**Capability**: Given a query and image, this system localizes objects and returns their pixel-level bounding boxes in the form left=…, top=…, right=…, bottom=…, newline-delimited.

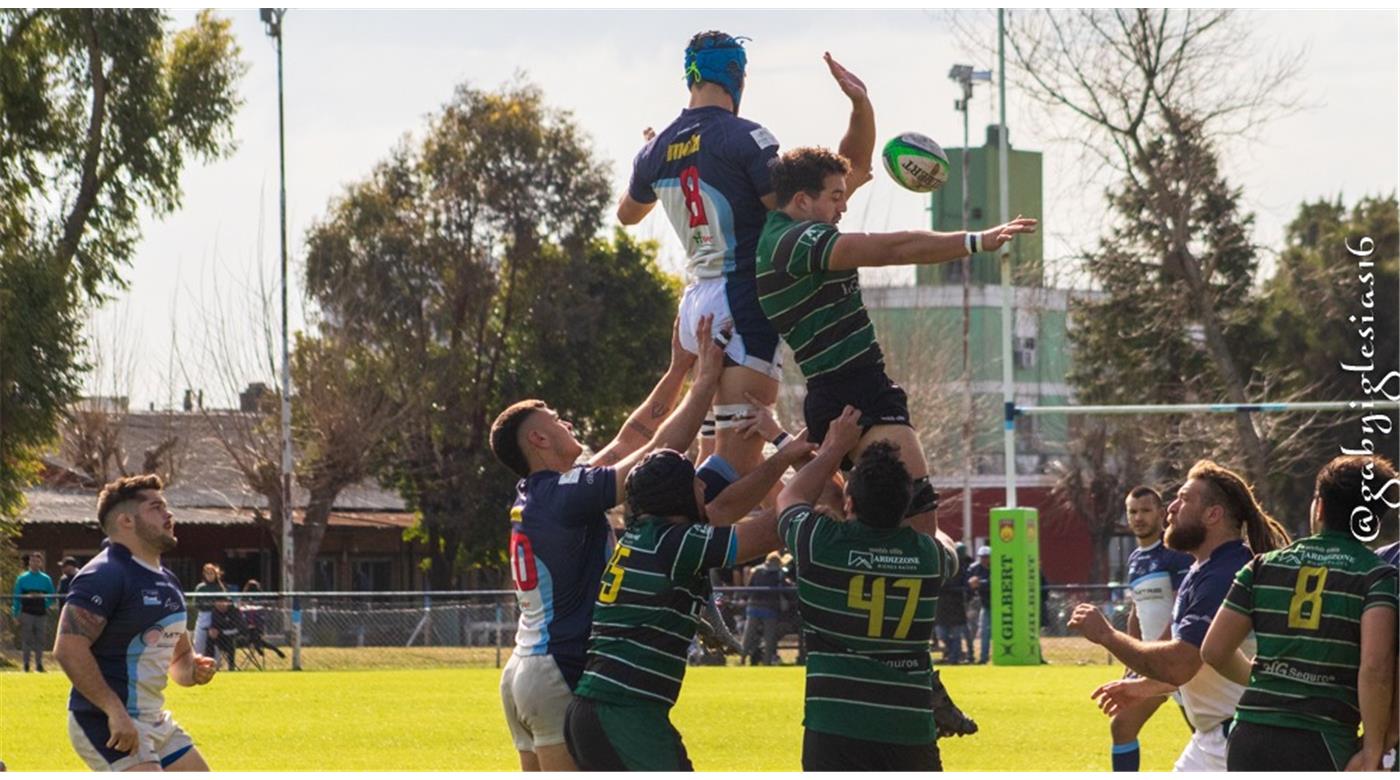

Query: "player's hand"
left=821, top=406, right=863, bottom=458
left=777, top=430, right=817, bottom=463
left=193, top=654, right=217, bottom=685
left=824, top=52, right=868, bottom=106
left=733, top=392, right=781, bottom=441
left=693, top=314, right=725, bottom=386
left=1090, top=678, right=1154, bottom=717
left=105, top=709, right=139, bottom=754
left=980, top=215, right=1038, bottom=252
left=1067, top=603, right=1114, bottom=645
left=1343, top=748, right=1383, bottom=772
left=669, top=316, right=696, bottom=373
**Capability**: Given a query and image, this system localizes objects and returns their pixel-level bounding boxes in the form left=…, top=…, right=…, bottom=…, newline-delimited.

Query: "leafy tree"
left=0, top=10, right=242, bottom=558
left=305, top=80, right=678, bottom=588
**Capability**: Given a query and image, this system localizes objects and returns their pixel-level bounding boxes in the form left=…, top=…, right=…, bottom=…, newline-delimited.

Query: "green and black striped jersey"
left=1222, top=531, right=1398, bottom=740
left=779, top=503, right=956, bottom=745
left=755, top=211, right=883, bottom=380
left=574, top=516, right=737, bottom=708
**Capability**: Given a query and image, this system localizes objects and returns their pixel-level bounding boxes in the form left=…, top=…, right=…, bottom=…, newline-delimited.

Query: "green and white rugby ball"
left=882, top=132, right=951, bottom=193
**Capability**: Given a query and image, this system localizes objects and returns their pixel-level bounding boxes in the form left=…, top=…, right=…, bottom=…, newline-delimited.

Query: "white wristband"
left=965, top=232, right=982, bottom=254
left=771, top=432, right=791, bottom=448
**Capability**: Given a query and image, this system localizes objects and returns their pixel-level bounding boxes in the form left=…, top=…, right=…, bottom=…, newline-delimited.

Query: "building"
left=14, top=401, right=426, bottom=593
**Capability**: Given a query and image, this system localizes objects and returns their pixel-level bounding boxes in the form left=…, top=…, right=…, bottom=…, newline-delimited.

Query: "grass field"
left=0, top=664, right=1190, bottom=771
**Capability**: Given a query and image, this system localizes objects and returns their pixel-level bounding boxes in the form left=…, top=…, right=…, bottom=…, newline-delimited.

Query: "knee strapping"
left=907, top=477, right=939, bottom=517
left=712, top=404, right=755, bottom=430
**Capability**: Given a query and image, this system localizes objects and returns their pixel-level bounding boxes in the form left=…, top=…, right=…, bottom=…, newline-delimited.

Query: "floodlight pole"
left=949, top=65, right=991, bottom=544
left=997, top=9, right=1016, bottom=507
left=261, top=6, right=299, bottom=671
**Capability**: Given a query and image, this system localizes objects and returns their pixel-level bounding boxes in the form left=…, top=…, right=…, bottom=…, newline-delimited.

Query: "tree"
left=305, top=79, right=678, bottom=588
left=0, top=9, right=243, bottom=530
left=1049, top=418, right=1148, bottom=582
left=962, top=10, right=1303, bottom=508
left=1257, top=195, right=1399, bottom=524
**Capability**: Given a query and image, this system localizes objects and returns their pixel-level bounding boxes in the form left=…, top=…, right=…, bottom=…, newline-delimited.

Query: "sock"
left=1111, top=741, right=1140, bottom=772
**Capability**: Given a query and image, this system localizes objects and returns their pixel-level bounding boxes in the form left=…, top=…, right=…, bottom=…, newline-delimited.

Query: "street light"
left=948, top=63, right=992, bottom=546
left=260, top=7, right=298, bottom=670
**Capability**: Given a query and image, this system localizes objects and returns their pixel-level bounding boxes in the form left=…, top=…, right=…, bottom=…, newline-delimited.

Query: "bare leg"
left=714, top=366, right=778, bottom=477
left=163, top=747, right=211, bottom=772
left=123, top=762, right=162, bottom=772
left=518, top=751, right=540, bottom=771
left=534, top=743, right=577, bottom=772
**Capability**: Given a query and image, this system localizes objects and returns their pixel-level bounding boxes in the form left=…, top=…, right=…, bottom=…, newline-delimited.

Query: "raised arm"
left=591, top=318, right=696, bottom=467
left=608, top=314, right=726, bottom=504
left=707, top=436, right=816, bottom=526
left=826, top=53, right=875, bottom=196
left=827, top=216, right=1038, bottom=272
left=778, top=406, right=862, bottom=513
left=52, top=604, right=139, bottom=754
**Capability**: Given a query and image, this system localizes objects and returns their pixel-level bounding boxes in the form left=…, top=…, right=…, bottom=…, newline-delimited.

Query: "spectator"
left=742, top=552, right=784, bottom=665
left=12, top=552, right=55, bottom=672
left=957, top=544, right=976, bottom=661
left=206, top=597, right=243, bottom=671
left=57, top=556, right=80, bottom=602
left=193, top=563, right=226, bottom=655
left=935, top=546, right=971, bottom=664
left=966, top=546, right=992, bottom=664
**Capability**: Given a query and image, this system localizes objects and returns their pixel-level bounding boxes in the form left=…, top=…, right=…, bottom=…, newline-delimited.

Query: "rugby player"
left=489, top=315, right=720, bottom=771
left=53, top=475, right=217, bottom=771
left=1100, top=486, right=1195, bottom=771
left=1069, top=460, right=1291, bottom=772
left=755, top=146, right=1036, bottom=535
left=563, top=437, right=815, bottom=771
left=1201, top=455, right=1398, bottom=771
left=619, top=31, right=875, bottom=481
left=776, top=406, right=974, bottom=770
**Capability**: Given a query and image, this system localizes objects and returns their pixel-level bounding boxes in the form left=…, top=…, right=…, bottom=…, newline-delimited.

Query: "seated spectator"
left=207, top=597, right=243, bottom=670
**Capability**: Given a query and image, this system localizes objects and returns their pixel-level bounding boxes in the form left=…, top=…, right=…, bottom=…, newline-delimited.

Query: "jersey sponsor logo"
left=141, top=590, right=162, bottom=606
left=666, top=133, right=701, bottom=162
left=1258, top=658, right=1338, bottom=686
left=848, top=549, right=920, bottom=571
left=750, top=127, right=778, bottom=149
left=849, top=550, right=874, bottom=569
left=559, top=467, right=582, bottom=486
left=798, top=224, right=826, bottom=248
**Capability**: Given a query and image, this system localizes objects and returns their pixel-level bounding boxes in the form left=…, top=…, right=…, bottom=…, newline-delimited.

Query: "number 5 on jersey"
left=599, top=547, right=632, bottom=604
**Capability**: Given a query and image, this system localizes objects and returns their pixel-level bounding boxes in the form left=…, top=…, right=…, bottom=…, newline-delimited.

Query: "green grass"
left=0, top=665, right=1189, bottom=771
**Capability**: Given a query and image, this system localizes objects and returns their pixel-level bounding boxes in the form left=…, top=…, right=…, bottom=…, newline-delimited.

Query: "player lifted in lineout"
left=54, top=475, right=218, bottom=771
left=1101, top=486, right=1194, bottom=771
left=619, top=31, right=874, bottom=483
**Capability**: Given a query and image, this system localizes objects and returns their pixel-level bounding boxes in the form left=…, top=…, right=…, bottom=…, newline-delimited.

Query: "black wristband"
left=771, top=431, right=791, bottom=448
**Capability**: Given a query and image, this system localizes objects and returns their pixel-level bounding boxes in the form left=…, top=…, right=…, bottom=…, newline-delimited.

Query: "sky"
left=81, top=9, right=1399, bottom=410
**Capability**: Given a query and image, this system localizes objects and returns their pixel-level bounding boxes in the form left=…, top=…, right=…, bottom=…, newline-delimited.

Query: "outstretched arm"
left=827, top=216, right=1038, bottom=272
left=591, top=318, right=696, bottom=467
left=608, top=315, right=726, bottom=504
left=1068, top=603, right=1203, bottom=686
left=707, top=436, right=816, bottom=526
left=777, top=406, right=862, bottom=513
left=827, top=53, right=875, bottom=196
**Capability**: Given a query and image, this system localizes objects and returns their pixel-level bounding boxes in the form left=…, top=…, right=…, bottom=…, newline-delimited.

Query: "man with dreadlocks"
left=563, top=440, right=812, bottom=771
left=1069, top=459, right=1292, bottom=772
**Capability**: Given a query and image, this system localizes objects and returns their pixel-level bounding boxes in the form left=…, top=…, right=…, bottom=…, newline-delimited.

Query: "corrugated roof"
left=19, top=490, right=413, bottom=530
left=40, top=410, right=405, bottom=512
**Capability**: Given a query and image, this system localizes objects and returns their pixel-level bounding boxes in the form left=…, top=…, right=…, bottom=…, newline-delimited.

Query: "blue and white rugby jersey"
left=1127, top=539, right=1194, bottom=641
left=508, top=465, right=617, bottom=689
left=64, top=542, right=188, bottom=718
left=628, top=106, right=779, bottom=280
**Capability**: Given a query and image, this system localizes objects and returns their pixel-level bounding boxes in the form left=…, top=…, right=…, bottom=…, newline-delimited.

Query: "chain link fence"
left=2, top=585, right=1130, bottom=672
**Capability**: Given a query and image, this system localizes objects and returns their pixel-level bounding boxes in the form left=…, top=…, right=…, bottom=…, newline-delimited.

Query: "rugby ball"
left=882, top=132, right=951, bottom=193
